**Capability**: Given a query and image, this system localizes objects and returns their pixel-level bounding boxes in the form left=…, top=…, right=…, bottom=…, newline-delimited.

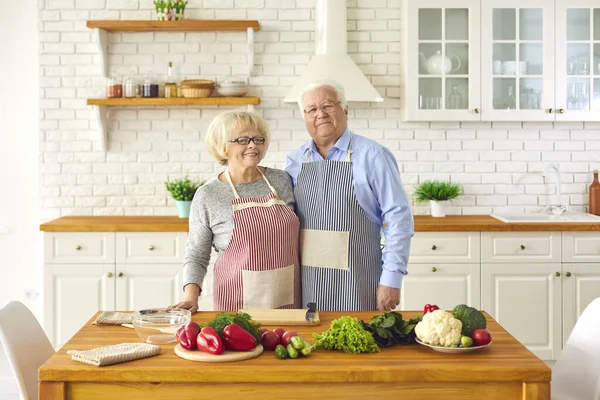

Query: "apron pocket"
left=300, top=229, right=350, bottom=270
left=242, top=265, right=295, bottom=309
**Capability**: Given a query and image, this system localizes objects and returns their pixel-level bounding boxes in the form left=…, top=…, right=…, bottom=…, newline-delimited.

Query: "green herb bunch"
left=414, top=180, right=462, bottom=202
left=164, top=176, right=204, bottom=201
left=360, top=312, right=422, bottom=347
left=313, top=316, right=380, bottom=354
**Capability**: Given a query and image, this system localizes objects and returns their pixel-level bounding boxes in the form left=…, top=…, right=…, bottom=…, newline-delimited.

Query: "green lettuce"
left=313, top=316, right=380, bottom=354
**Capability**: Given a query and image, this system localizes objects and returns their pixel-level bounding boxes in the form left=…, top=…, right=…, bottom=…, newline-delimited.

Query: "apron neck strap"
left=304, top=132, right=354, bottom=163
left=225, top=167, right=278, bottom=199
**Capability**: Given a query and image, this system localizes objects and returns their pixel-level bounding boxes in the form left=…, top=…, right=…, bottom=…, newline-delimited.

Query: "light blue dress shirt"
left=284, top=128, right=414, bottom=289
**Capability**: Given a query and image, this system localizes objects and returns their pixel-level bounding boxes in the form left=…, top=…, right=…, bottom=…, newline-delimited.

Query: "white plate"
left=415, top=338, right=492, bottom=353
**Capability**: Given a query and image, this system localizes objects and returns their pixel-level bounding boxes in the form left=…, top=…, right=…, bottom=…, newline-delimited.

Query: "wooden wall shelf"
left=85, top=19, right=260, bottom=152
left=87, top=97, right=260, bottom=106
left=86, top=20, right=260, bottom=32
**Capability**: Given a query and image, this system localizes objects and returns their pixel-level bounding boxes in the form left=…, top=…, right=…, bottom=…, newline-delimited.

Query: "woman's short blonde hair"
left=205, top=110, right=271, bottom=165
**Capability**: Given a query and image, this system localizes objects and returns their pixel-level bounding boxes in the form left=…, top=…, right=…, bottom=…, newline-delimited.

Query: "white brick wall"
left=38, top=0, right=600, bottom=219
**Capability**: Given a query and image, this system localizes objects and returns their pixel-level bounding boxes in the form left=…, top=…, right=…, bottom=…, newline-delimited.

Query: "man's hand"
left=376, top=284, right=401, bottom=312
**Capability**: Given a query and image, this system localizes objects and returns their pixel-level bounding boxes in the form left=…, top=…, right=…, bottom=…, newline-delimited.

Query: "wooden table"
left=39, top=311, right=551, bottom=400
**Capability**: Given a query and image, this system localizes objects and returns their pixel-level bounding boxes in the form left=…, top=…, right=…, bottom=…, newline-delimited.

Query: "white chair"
left=552, top=297, right=600, bottom=400
left=0, top=301, right=55, bottom=400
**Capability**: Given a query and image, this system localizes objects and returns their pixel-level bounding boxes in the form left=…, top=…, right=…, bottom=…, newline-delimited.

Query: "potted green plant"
left=165, top=176, right=205, bottom=218
left=154, top=0, right=188, bottom=21
left=414, top=180, right=462, bottom=218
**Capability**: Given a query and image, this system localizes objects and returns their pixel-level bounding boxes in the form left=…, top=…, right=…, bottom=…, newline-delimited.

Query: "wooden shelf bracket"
left=93, top=105, right=109, bottom=151
left=94, top=28, right=109, bottom=78
left=247, top=27, right=254, bottom=76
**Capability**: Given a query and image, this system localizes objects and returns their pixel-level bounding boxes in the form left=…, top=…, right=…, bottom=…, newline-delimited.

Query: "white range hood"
left=283, top=0, right=384, bottom=103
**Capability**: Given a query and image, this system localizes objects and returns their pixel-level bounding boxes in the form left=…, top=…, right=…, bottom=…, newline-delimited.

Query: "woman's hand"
left=171, top=283, right=201, bottom=314
left=171, top=298, right=199, bottom=314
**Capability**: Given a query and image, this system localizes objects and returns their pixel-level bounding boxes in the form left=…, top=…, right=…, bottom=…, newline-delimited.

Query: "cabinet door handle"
left=520, top=245, right=525, bottom=250
left=431, top=267, right=437, bottom=272
left=148, top=245, right=155, bottom=251
left=555, top=271, right=561, bottom=277
left=118, top=272, right=124, bottom=278
left=473, top=108, right=480, bottom=114
left=547, top=108, right=554, bottom=114
left=566, top=272, right=572, bottom=277
left=431, top=245, right=437, bottom=251
left=75, top=245, right=81, bottom=251
left=107, top=272, right=113, bottom=278
left=558, top=109, right=565, bottom=114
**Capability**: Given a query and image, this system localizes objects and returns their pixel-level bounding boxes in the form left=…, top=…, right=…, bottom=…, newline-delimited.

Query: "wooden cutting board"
left=240, top=308, right=321, bottom=326
left=174, top=344, right=263, bottom=362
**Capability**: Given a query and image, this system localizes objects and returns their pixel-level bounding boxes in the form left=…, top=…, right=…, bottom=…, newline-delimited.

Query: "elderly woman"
left=173, top=110, right=301, bottom=313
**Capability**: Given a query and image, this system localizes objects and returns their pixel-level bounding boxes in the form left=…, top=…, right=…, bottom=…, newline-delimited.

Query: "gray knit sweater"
left=182, top=168, right=295, bottom=292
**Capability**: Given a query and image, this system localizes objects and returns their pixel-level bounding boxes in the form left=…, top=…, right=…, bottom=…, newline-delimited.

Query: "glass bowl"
left=131, top=308, right=191, bottom=344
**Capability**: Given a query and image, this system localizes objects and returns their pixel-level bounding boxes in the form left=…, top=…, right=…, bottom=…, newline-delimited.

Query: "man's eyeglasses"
left=303, top=101, right=341, bottom=118
left=229, top=136, right=266, bottom=145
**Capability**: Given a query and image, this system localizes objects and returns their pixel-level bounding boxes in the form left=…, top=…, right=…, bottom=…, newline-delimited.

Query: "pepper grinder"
left=590, top=170, right=600, bottom=216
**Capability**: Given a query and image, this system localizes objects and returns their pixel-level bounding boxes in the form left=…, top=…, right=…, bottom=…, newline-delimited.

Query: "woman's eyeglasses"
left=303, top=101, right=341, bottom=118
left=229, top=136, right=266, bottom=145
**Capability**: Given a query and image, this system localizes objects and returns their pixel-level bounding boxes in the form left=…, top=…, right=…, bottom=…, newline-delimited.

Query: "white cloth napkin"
left=93, top=311, right=132, bottom=325
left=67, top=342, right=161, bottom=366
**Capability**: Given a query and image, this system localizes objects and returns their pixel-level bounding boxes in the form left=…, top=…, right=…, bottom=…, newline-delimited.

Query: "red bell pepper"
left=424, top=304, right=440, bottom=314
left=176, top=321, right=202, bottom=350
left=222, top=323, right=257, bottom=351
left=196, top=326, right=225, bottom=355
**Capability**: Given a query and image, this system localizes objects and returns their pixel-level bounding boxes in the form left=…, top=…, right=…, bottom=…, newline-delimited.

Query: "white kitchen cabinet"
left=404, top=0, right=482, bottom=121
left=400, top=232, right=481, bottom=312
left=408, top=232, right=480, bottom=263
left=562, top=231, right=600, bottom=262
left=400, top=263, right=480, bottom=311
left=403, top=0, right=600, bottom=122
left=481, top=232, right=561, bottom=263
left=44, top=263, right=115, bottom=348
left=555, top=0, right=600, bottom=121
left=481, top=0, right=555, bottom=121
left=44, top=232, right=186, bottom=348
left=562, top=263, right=600, bottom=347
left=481, top=262, right=562, bottom=360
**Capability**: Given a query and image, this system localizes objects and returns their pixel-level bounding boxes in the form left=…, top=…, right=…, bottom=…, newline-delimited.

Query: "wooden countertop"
left=39, top=311, right=550, bottom=384
left=39, top=215, right=600, bottom=232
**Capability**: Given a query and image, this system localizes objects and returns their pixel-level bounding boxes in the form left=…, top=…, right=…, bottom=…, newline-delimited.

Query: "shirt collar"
left=303, top=128, right=351, bottom=155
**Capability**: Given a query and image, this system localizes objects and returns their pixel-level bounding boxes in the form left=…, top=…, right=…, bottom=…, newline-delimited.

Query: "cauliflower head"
left=415, top=309, right=462, bottom=347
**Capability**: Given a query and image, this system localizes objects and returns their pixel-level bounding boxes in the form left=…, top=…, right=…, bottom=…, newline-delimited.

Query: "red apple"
left=272, top=327, right=286, bottom=339
left=261, top=330, right=281, bottom=351
left=471, top=329, right=492, bottom=346
left=281, top=330, right=298, bottom=347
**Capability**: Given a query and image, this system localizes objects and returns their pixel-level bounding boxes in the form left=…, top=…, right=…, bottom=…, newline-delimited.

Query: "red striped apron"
left=213, top=168, right=301, bottom=311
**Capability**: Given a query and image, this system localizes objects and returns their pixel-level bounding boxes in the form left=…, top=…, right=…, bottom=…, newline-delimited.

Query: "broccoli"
left=459, top=307, right=487, bottom=336
left=452, top=304, right=470, bottom=320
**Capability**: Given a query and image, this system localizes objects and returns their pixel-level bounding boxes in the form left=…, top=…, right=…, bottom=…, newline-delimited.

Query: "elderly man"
left=284, top=80, right=414, bottom=312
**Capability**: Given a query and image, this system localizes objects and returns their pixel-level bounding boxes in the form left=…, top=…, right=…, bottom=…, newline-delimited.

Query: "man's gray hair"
left=297, top=80, right=348, bottom=120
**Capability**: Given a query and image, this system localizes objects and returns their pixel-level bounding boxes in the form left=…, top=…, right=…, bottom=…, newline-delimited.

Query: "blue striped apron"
left=294, top=133, right=382, bottom=311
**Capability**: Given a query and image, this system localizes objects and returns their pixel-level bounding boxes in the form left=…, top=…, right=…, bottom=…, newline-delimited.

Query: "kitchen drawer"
left=116, top=232, right=186, bottom=264
left=481, top=232, right=561, bottom=263
left=44, top=232, right=115, bottom=264
left=562, top=232, right=600, bottom=262
left=408, top=232, right=480, bottom=263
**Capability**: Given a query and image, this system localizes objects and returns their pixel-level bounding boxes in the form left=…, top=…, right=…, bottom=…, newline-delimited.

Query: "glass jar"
left=123, top=75, right=139, bottom=98
left=143, top=76, right=159, bottom=98
left=106, top=76, right=123, bottom=98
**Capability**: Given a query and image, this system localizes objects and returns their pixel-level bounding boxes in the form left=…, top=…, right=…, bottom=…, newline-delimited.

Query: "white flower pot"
left=430, top=200, right=447, bottom=218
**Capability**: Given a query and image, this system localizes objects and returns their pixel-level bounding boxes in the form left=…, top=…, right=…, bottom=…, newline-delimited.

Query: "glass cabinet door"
left=481, top=1, right=555, bottom=121
left=404, top=0, right=481, bottom=121
left=556, top=0, right=600, bottom=121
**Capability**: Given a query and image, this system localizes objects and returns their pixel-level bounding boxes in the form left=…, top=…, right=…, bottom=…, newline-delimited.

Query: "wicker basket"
left=181, top=79, right=214, bottom=98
